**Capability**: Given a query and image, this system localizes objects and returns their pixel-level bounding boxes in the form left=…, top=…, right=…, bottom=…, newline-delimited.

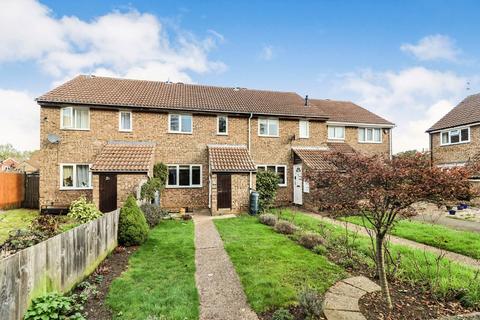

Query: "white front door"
left=293, top=164, right=303, bottom=205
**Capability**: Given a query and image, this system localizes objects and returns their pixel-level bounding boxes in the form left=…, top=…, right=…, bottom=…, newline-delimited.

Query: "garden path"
left=193, top=214, right=258, bottom=320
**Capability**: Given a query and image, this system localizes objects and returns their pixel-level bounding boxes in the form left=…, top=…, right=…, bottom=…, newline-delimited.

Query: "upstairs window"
left=119, top=111, right=132, bottom=132
left=299, top=120, right=309, bottom=138
left=358, top=127, right=382, bottom=143
left=257, top=165, right=287, bottom=186
left=167, top=164, right=202, bottom=187
left=441, top=127, right=470, bottom=145
left=61, top=107, right=90, bottom=130
left=169, top=114, right=192, bottom=133
left=60, top=164, right=91, bottom=189
left=258, top=118, right=279, bottom=137
left=328, top=126, right=345, bottom=140
left=217, top=115, right=228, bottom=135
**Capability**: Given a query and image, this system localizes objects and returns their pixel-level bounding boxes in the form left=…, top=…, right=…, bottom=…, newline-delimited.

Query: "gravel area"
left=194, top=214, right=258, bottom=320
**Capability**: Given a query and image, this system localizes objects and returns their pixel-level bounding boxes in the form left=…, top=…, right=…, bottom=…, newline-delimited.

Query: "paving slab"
left=342, top=276, right=381, bottom=293
left=323, top=309, right=366, bottom=320
left=324, top=292, right=360, bottom=311
left=194, top=214, right=258, bottom=320
left=328, top=281, right=367, bottom=299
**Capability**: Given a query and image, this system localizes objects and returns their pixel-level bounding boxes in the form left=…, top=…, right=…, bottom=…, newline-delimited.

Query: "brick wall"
left=431, top=125, right=480, bottom=165
left=210, top=172, right=254, bottom=215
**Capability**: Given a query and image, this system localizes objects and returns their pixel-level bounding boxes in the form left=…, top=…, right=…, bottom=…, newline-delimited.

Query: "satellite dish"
left=47, top=134, right=61, bottom=144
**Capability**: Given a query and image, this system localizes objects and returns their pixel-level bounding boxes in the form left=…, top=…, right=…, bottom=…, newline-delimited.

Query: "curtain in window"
left=121, top=112, right=131, bottom=130
left=374, top=128, right=381, bottom=142
left=62, top=166, right=74, bottom=187
left=76, top=165, right=90, bottom=187
left=358, top=128, right=365, bottom=141
left=62, top=108, right=72, bottom=128
left=181, top=115, right=192, bottom=132
left=268, top=120, right=278, bottom=136
left=75, top=109, right=89, bottom=129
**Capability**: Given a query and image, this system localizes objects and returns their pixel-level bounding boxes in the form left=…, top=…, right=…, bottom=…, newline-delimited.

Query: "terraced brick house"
left=36, top=75, right=394, bottom=215
left=427, top=93, right=480, bottom=168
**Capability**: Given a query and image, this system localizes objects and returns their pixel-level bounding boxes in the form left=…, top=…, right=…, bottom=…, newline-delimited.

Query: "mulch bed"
left=74, top=246, right=137, bottom=320
left=259, top=306, right=326, bottom=320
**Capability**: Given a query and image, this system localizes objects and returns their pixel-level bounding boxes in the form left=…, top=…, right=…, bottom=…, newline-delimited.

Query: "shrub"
left=312, top=244, right=328, bottom=255
left=140, top=203, right=167, bottom=228
left=272, top=308, right=293, bottom=320
left=298, top=232, right=325, bottom=249
left=24, top=292, right=84, bottom=320
left=0, top=229, right=48, bottom=254
left=256, top=170, right=279, bottom=212
left=153, top=162, right=168, bottom=183
left=298, top=288, right=323, bottom=319
left=258, top=213, right=277, bottom=226
left=140, top=178, right=162, bottom=203
left=31, top=215, right=59, bottom=237
left=118, top=195, right=149, bottom=246
left=68, top=197, right=102, bottom=224
left=274, top=220, right=298, bottom=235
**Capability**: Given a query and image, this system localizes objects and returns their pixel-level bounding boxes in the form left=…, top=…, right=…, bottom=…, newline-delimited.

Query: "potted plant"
left=449, top=208, right=456, bottom=215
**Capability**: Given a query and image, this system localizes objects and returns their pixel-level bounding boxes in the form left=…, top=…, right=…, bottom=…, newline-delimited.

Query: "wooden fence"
left=23, top=173, right=39, bottom=209
left=0, top=172, right=24, bottom=209
left=0, top=209, right=119, bottom=320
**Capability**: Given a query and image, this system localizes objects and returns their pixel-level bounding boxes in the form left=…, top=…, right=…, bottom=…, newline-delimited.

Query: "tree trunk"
left=376, top=234, right=393, bottom=309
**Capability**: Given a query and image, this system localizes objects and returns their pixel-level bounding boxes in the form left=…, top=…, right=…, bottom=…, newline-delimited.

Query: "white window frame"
left=168, top=113, right=193, bottom=134
left=440, top=127, right=470, bottom=146
left=217, top=115, right=228, bottom=135
left=257, top=164, right=287, bottom=187
left=166, top=164, right=202, bottom=188
left=118, top=110, right=132, bottom=132
left=328, top=126, right=345, bottom=140
left=258, top=118, right=279, bottom=137
left=59, top=164, right=92, bottom=190
left=60, top=107, right=90, bottom=130
left=358, top=127, right=382, bottom=143
left=299, top=120, right=309, bottom=139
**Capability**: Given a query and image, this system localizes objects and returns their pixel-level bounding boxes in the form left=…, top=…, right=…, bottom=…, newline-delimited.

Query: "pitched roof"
left=292, top=143, right=356, bottom=170
left=309, top=99, right=394, bottom=126
left=428, top=93, right=480, bottom=132
left=91, top=141, right=155, bottom=173
left=37, top=75, right=329, bottom=119
left=208, top=145, right=256, bottom=172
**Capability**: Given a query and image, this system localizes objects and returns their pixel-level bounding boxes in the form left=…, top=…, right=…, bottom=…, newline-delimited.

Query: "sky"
left=1, top=0, right=480, bottom=153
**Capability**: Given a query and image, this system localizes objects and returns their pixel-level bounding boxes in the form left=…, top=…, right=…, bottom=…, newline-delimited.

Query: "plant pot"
left=457, top=205, right=463, bottom=210
left=449, top=210, right=456, bottom=215
left=462, top=204, right=468, bottom=209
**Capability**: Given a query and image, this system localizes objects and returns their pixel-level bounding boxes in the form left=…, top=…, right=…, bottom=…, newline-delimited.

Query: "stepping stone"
left=324, top=292, right=360, bottom=311
left=342, top=276, right=381, bottom=293
left=328, top=281, right=367, bottom=299
left=323, top=309, right=366, bottom=320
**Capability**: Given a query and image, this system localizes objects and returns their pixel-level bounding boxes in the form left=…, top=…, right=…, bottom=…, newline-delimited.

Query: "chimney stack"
left=304, top=95, right=309, bottom=106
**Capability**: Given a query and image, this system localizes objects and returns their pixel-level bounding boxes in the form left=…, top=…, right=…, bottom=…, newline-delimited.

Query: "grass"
left=107, top=220, right=199, bottom=320
left=272, top=209, right=480, bottom=308
left=342, top=215, right=480, bottom=259
left=0, top=209, right=38, bottom=244
left=214, top=216, right=345, bottom=312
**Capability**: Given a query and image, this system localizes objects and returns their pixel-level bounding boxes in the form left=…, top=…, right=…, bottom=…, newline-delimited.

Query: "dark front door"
left=217, top=173, right=232, bottom=209
left=99, top=174, right=117, bottom=213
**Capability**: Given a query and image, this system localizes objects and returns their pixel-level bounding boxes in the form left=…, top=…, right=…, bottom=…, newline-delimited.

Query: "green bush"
left=272, top=308, right=293, bottom=320
left=258, top=213, right=277, bottom=226
left=256, top=170, right=279, bottom=212
left=298, top=288, right=323, bottom=319
left=24, top=292, right=84, bottom=320
left=140, top=203, right=168, bottom=228
left=68, top=197, right=102, bottom=224
left=118, top=196, right=149, bottom=246
left=153, top=162, right=168, bottom=183
left=140, top=178, right=162, bottom=203
left=312, top=244, right=328, bottom=255
left=274, top=220, right=298, bottom=235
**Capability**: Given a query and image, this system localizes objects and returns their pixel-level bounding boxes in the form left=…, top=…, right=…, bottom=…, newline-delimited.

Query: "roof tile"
left=428, top=93, right=480, bottom=131
left=91, top=141, right=155, bottom=173
left=208, top=145, right=256, bottom=172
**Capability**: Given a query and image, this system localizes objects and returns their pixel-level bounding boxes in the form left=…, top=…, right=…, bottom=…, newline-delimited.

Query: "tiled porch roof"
left=292, top=142, right=355, bottom=170
left=91, top=141, right=155, bottom=173
left=208, top=144, right=256, bottom=172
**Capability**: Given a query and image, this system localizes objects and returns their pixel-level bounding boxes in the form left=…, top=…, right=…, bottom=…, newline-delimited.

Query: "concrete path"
left=323, top=276, right=380, bottom=320
left=193, top=214, right=258, bottom=320
left=303, top=212, right=480, bottom=269
left=412, top=213, right=480, bottom=233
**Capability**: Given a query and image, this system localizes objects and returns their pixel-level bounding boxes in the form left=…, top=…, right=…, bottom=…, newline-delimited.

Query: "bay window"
left=167, top=165, right=202, bottom=187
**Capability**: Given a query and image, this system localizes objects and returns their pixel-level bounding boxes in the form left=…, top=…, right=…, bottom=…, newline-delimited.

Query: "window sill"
left=440, top=141, right=470, bottom=146
left=258, top=135, right=280, bottom=138
left=358, top=141, right=383, bottom=144
left=119, top=129, right=133, bottom=133
left=165, top=185, right=203, bottom=189
left=299, top=136, right=309, bottom=139
left=217, top=133, right=228, bottom=136
left=59, top=187, right=93, bottom=191
left=61, top=128, right=90, bottom=131
left=328, top=138, right=345, bottom=142
left=168, top=131, right=193, bottom=135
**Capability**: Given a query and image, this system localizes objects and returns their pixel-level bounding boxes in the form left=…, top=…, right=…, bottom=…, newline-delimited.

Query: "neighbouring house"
left=36, top=75, right=394, bottom=215
left=17, top=150, right=41, bottom=174
left=0, top=158, right=19, bottom=172
left=427, top=93, right=480, bottom=168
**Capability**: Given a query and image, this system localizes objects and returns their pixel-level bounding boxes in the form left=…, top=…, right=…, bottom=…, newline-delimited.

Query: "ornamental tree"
left=307, top=151, right=477, bottom=309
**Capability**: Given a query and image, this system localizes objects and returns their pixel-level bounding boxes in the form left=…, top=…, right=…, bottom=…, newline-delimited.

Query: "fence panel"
left=0, top=209, right=119, bottom=320
left=0, top=172, right=24, bottom=209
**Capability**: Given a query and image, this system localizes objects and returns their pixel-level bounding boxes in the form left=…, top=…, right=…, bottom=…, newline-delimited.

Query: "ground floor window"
left=60, top=164, right=92, bottom=189
left=257, top=165, right=287, bottom=186
left=167, top=164, right=202, bottom=187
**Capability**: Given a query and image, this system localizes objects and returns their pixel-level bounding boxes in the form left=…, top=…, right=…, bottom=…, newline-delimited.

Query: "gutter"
left=248, top=113, right=253, bottom=191
left=389, top=128, right=393, bottom=160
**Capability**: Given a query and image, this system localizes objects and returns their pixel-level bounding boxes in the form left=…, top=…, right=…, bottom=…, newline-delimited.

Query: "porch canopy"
left=292, top=143, right=355, bottom=170
left=208, top=144, right=256, bottom=172
left=91, top=141, right=155, bottom=173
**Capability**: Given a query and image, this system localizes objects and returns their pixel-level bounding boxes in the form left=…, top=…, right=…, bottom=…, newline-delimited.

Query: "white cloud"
left=0, top=89, right=39, bottom=151
left=401, top=34, right=461, bottom=62
left=0, top=0, right=226, bottom=83
left=329, top=67, right=474, bottom=153
left=259, top=45, right=274, bottom=61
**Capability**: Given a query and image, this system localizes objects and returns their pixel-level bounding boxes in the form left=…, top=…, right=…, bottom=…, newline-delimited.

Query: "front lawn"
left=0, top=209, right=38, bottom=244
left=342, top=215, right=480, bottom=259
left=274, top=209, right=480, bottom=308
left=107, top=220, right=199, bottom=320
left=214, top=216, right=345, bottom=312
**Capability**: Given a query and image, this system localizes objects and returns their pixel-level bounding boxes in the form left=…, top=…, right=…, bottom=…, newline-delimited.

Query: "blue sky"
left=1, top=0, right=480, bottom=152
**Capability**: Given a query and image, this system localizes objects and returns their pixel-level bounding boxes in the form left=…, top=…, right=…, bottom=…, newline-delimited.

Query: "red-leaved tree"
left=307, top=151, right=478, bottom=309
